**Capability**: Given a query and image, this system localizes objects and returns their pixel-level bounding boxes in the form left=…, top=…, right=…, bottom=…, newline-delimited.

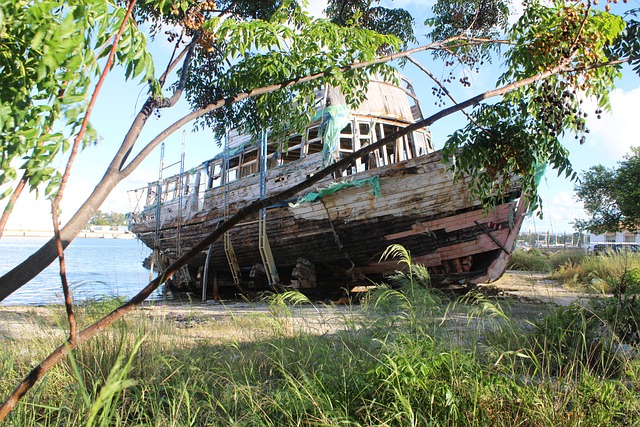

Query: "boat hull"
left=130, top=150, right=525, bottom=293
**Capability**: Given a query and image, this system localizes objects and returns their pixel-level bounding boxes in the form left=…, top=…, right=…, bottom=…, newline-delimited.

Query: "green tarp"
left=289, top=176, right=381, bottom=208
left=317, top=104, right=352, bottom=166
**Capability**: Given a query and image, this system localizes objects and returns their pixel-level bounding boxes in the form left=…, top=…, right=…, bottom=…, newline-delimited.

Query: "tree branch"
left=112, top=35, right=201, bottom=173
left=0, top=30, right=635, bottom=303
left=0, top=175, right=27, bottom=239
left=49, top=0, right=138, bottom=342
left=0, top=42, right=636, bottom=417
left=121, top=36, right=480, bottom=174
left=406, top=55, right=481, bottom=128
left=157, top=31, right=200, bottom=109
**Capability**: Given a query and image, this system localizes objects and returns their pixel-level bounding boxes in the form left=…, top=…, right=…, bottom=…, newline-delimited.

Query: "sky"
left=2, top=0, right=639, bottom=234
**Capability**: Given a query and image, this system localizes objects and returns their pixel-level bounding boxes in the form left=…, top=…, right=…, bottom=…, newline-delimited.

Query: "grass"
left=507, top=248, right=588, bottom=273
left=553, top=251, right=640, bottom=292
left=508, top=248, right=640, bottom=292
left=1, top=247, right=639, bottom=426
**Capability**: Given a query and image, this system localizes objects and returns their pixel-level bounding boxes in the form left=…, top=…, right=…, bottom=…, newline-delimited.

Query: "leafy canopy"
left=1, top=0, right=639, bottom=219
left=179, top=0, right=399, bottom=146
left=0, top=0, right=154, bottom=200
left=439, top=0, right=627, bottom=213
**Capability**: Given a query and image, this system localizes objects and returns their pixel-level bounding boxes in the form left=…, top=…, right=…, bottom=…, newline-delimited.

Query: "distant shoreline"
left=3, top=229, right=135, bottom=239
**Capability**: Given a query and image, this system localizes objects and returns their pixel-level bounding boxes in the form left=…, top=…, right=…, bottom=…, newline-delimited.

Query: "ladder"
left=222, top=131, right=241, bottom=284
left=175, top=131, right=192, bottom=285
left=258, top=130, right=279, bottom=286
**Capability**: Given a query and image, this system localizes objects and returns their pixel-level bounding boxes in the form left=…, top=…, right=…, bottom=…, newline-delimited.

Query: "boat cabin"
left=141, top=76, right=432, bottom=210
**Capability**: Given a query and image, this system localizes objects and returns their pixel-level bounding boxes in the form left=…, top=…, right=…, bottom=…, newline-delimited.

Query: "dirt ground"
left=0, top=272, right=593, bottom=343
left=478, top=270, right=595, bottom=306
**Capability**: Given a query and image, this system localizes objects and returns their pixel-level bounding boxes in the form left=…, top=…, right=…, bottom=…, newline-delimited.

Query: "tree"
left=1, top=0, right=639, bottom=417
left=0, top=0, right=155, bottom=228
left=575, top=147, right=640, bottom=233
left=88, top=210, right=128, bottom=227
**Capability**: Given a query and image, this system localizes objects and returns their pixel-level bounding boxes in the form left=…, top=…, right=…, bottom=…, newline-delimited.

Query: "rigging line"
left=319, top=198, right=355, bottom=272
left=150, top=142, right=165, bottom=287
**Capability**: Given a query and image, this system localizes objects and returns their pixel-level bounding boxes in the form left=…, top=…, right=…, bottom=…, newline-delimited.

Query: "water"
left=0, top=237, right=164, bottom=306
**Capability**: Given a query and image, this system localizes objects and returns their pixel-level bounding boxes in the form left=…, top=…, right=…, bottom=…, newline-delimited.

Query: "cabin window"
left=383, top=123, right=410, bottom=164
left=413, top=131, right=428, bottom=157
left=227, top=156, right=240, bottom=183
left=335, top=122, right=357, bottom=174
left=624, top=234, right=636, bottom=243
left=182, top=173, right=191, bottom=195
left=340, top=137, right=353, bottom=151
left=208, top=163, right=222, bottom=189
left=265, top=143, right=279, bottom=169
left=354, top=121, right=372, bottom=171
left=305, top=125, right=323, bottom=156
left=164, top=177, right=180, bottom=201
left=307, top=126, right=320, bottom=141
left=282, top=135, right=303, bottom=164
left=146, top=185, right=158, bottom=206
left=241, top=149, right=258, bottom=177
left=371, top=122, right=413, bottom=166
left=605, top=234, right=616, bottom=243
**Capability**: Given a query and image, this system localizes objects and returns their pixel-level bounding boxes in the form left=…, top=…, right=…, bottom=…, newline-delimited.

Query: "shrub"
left=548, top=250, right=586, bottom=270
left=507, top=249, right=551, bottom=272
left=591, top=268, right=640, bottom=346
left=526, top=302, right=624, bottom=378
left=553, top=252, right=640, bottom=291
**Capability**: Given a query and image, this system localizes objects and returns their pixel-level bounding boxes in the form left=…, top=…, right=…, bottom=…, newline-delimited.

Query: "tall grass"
left=2, top=248, right=639, bottom=426
left=553, top=251, right=640, bottom=291
left=507, top=248, right=587, bottom=273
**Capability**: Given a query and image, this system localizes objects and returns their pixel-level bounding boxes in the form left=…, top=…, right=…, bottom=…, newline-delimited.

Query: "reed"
left=1, top=249, right=639, bottom=426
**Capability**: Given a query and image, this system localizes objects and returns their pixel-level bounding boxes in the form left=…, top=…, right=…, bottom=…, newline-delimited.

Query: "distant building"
left=588, top=231, right=640, bottom=253
left=589, top=231, right=640, bottom=244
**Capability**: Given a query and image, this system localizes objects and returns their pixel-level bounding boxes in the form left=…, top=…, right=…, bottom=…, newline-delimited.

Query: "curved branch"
left=109, top=35, right=201, bottom=174
left=157, top=31, right=200, bottom=109
left=0, top=48, right=637, bottom=419
left=0, top=174, right=27, bottom=239
left=0, top=41, right=635, bottom=305
left=50, top=0, right=138, bottom=341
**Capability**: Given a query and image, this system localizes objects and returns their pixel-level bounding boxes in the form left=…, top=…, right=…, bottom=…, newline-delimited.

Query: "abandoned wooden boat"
left=128, top=76, right=527, bottom=297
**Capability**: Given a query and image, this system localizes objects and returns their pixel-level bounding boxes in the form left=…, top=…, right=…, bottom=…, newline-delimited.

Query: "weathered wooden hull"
left=130, top=150, right=525, bottom=293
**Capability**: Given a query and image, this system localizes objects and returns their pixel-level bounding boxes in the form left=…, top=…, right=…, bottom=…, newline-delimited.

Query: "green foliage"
left=88, top=210, right=128, bottom=227
left=553, top=251, right=640, bottom=290
left=575, top=147, right=640, bottom=233
left=609, top=7, right=640, bottom=76
left=325, top=0, right=417, bottom=52
left=70, top=334, right=144, bottom=427
left=508, top=248, right=586, bottom=276
left=508, top=249, right=552, bottom=272
left=442, top=1, right=625, bottom=214
left=185, top=2, right=399, bottom=147
left=426, top=0, right=510, bottom=63
left=0, top=0, right=155, bottom=200
left=528, top=302, right=623, bottom=377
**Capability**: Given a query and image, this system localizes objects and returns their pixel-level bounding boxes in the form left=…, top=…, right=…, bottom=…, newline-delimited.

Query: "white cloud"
left=0, top=166, right=158, bottom=232
left=580, top=85, right=640, bottom=167
left=305, top=1, right=327, bottom=18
